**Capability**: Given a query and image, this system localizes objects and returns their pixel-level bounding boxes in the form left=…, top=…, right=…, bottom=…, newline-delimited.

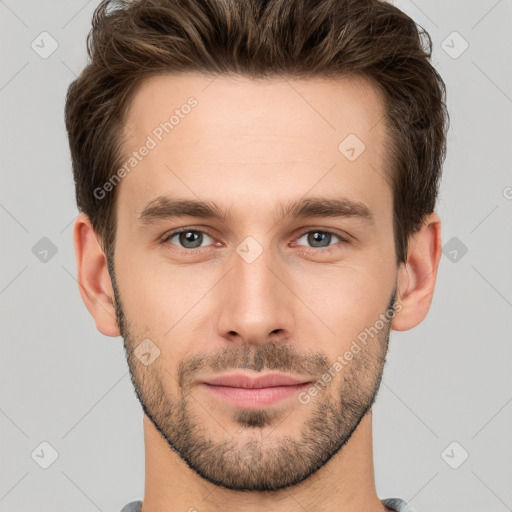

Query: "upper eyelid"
left=295, top=227, right=346, bottom=239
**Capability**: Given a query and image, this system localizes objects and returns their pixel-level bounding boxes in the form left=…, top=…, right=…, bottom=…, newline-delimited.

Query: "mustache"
left=177, top=342, right=330, bottom=389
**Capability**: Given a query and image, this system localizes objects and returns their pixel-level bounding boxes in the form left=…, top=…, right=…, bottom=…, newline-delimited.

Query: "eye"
left=294, top=229, right=347, bottom=251
left=160, top=227, right=349, bottom=255
left=162, top=228, right=215, bottom=250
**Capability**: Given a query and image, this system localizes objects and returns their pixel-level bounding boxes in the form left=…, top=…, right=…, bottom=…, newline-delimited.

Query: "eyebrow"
left=137, top=195, right=375, bottom=228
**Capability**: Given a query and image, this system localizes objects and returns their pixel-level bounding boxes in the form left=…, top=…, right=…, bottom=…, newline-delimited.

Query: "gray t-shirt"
left=120, top=497, right=415, bottom=511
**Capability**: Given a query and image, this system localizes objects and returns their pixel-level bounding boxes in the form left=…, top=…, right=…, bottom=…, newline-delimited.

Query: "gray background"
left=1, top=0, right=511, bottom=511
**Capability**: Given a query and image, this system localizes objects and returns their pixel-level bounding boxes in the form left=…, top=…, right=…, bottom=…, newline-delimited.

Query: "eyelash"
left=160, top=227, right=349, bottom=255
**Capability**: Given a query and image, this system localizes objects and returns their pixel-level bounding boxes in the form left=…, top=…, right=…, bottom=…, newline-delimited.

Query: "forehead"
left=118, top=72, right=391, bottom=225
left=123, top=72, right=386, bottom=149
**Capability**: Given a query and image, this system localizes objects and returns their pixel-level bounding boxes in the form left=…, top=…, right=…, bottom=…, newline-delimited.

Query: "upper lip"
left=200, top=373, right=311, bottom=389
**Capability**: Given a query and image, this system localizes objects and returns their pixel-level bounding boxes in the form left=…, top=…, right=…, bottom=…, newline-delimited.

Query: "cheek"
left=294, top=264, right=392, bottom=348
left=116, top=247, right=201, bottom=315
left=115, top=255, right=219, bottom=361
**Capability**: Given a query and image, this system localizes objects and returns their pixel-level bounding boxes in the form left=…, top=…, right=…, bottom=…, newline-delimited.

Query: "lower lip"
left=199, top=383, right=311, bottom=408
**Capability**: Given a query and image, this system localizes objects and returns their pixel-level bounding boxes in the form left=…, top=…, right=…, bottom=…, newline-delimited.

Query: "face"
left=109, top=73, right=399, bottom=491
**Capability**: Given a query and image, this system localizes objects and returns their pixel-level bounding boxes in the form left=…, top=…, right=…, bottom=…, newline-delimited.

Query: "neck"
left=140, top=410, right=389, bottom=512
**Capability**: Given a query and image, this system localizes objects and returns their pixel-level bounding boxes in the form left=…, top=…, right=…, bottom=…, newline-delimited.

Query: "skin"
left=73, top=73, right=442, bottom=512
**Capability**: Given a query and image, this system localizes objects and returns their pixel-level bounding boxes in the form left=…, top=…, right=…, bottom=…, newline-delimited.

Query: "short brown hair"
left=65, top=0, right=449, bottom=265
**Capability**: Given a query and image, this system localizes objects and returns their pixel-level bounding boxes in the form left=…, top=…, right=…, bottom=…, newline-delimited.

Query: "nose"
left=216, top=244, right=296, bottom=346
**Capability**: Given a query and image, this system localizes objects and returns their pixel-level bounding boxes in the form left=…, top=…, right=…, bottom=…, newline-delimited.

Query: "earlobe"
left=391, top=212, right=442, bottom=332
left=73, top=213, right=121, bottom=337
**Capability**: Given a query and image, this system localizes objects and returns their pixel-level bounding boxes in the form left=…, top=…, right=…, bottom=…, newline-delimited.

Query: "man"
left=65, top=0, right=448, bottom=510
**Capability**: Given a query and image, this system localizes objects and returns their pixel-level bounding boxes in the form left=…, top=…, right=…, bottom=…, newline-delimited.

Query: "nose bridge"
left=217, top=239, right=293, bottom=343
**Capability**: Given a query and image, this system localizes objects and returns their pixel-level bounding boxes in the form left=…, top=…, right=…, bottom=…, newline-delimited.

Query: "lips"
left=197, top=373, right=313, bottom=409
left=200, top=373, right=311, bottom=389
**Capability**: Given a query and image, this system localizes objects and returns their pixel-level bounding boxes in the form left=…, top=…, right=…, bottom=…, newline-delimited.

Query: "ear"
left=391, top=212, right=442, bottom=331
left=73, top=213, right=121, bottom=337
